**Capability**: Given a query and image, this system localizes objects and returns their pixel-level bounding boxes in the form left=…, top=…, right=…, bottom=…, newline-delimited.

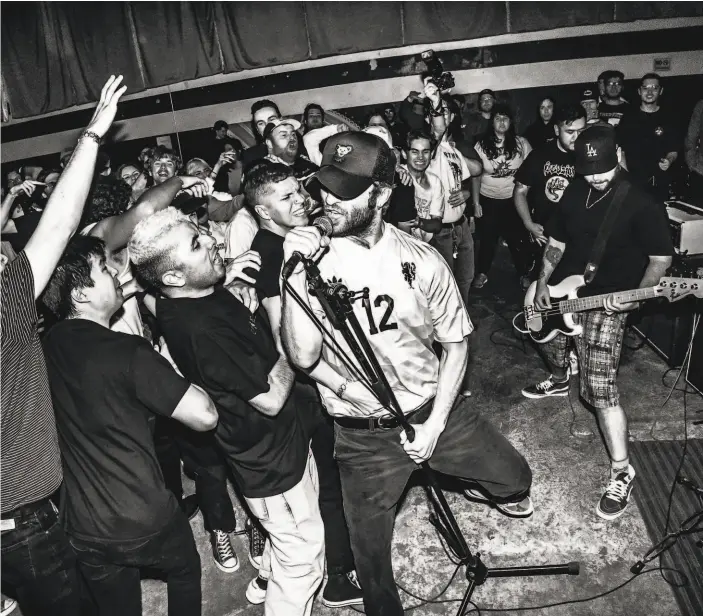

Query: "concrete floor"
left=140, top=249, right=702, bottom=616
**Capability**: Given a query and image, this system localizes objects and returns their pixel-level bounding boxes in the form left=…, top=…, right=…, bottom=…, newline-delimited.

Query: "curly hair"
left=79, top=176, right=132, bottom=229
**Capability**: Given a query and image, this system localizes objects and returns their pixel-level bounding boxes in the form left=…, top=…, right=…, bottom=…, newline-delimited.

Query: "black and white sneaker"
left=246, top=575, right=268, bottom=605
left=521, top=375, right=569, bottom=399
left=597, top=465, right=636, bottom=520
left=322, top=570, right=364, bottom=608
left=246, top=518, right=266, bottom=569
left=211, top=530, right=239, bottom=573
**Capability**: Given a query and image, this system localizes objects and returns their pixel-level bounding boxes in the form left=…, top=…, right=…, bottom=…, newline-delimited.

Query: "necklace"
left=586, top=187, right=613, bottom=209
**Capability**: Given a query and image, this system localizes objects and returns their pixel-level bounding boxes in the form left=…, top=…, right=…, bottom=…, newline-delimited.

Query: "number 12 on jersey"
left=362, top=294, right=398, bottom=335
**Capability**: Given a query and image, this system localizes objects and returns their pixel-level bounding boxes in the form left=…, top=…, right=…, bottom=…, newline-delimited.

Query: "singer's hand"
left=283, top=226, right=330, bottom=275
left=224, top=250, right=261, bottom=286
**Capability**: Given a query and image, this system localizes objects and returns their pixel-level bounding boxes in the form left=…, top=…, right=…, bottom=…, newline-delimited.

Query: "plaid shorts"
left=540, top=310, right=628, bottom=409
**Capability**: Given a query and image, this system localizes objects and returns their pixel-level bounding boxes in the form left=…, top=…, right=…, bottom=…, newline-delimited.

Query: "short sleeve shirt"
left=427, top=141, right=471, bottom=223
left=250, top=229, right=285, bottom=299
left=514, top=140, right=576, bottom=225
left=42, top=319, right=188, bottom=540
left=1, top=252, right=63, bottom=512
left=546, top=173, right=674, bottom=296
left=313, top=225, right=473, bottom=418
left=474, top=137, right=532, bottom=200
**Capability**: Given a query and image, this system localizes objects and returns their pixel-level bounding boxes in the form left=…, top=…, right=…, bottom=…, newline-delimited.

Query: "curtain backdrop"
left=2, top=1, right=701, bottom=119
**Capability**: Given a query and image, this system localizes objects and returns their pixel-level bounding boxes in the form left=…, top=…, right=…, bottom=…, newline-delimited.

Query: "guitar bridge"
left=524, top=306, right=535, bottom=320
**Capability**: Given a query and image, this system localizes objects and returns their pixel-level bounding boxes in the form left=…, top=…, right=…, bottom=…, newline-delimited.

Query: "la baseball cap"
left=574, top=125, right=618, bottom=175
left=263, top=117, right=302, bottom=140
left=312, top=131, right=395, bottom=200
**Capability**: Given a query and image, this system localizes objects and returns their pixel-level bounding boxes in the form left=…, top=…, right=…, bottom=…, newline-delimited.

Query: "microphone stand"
left=284, top=258, right=579, bottom=615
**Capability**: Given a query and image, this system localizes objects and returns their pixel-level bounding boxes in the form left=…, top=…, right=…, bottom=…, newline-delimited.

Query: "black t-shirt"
left=598, top=101, right=631, bottom=128
left=156, top=287, right=308, bottom=498
left=545, top=173, right=674, bottom=297
left=242, top=143, right=268, bottom=172
left=251, top=229, right=285, bottom=299
left=386, top=184, right=417, bottom=225
left=515, top=140, right=576, bottom=225
left=524, top=121, right=556, bottom=148
left=42, top=319, right=187, bottom=540
left=617, top=107, right=679, bottom=188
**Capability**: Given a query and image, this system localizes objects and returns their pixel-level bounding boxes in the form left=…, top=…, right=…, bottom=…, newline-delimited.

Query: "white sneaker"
left=246, top=575, right=268, bottom=605
left=1, top=598, right=17, bottom=616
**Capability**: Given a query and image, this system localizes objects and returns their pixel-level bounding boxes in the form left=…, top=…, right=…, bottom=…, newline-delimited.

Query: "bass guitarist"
left=522, top=124, right=674, bottom=520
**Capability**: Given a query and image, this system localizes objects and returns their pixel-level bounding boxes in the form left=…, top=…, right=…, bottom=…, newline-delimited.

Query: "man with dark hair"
left=41, top=235, right=216, bottom=616
left=263, top=118, right=319, bottom=183
left=303, top=103, right=325, bottom=134
left=522, top=125, right=673, bottom=520
left=385, top=130, right=444, bottom=242
left=129, top=208, right=324, bottom=616
left=514, top=103, right=587, bottom=253
left=382, top=103, right=408, bottom=147
left=243, top=160, right=363, bottom=607
left=1, top=74, right=125, bottom=616
left=618, top=73, right=679, bottom=201
left=243, top=99, right=283, bottom=169
left=281, top=131, right=532, bottom=616
left=462, top=88, right=496, bottom=145
left=598, top=70, right=631, bottom=127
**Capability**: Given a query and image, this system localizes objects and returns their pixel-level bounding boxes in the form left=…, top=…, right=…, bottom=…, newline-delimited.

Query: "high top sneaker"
left=211, top=530, right=239, bottom=573
left=322, top=570, right=364, bottom=608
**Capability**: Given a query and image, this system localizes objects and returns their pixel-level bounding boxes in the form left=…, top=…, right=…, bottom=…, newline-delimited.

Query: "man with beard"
left=129, top=208, right=324, bottom=616
left=302, top=103, right=325, bottom=134
left=264, top=118, right=319, bottom=184
left=618, top=73, right=679, bottom=201
left=41, top=235, right=217, bottom=616
left=462, top=88, right=495, bottom=145
left=280, top=131, right=533, bottom=616
left=597, top=70, right=631, bottom=127
left=521, top=125, right=673, bottom=520
left=514, top=104, right=586, bottom=273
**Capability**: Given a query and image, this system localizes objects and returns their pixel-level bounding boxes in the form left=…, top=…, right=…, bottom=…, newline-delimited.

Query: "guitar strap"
left=583, top=179, right=631, bottom=285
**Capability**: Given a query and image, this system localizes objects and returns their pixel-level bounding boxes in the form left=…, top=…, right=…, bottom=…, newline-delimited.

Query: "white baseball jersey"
left=311, top=223, right=473, bottom=418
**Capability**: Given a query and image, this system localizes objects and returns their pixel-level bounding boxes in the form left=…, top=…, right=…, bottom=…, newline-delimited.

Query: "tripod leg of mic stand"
left=457, top=577, right=478, bottom=615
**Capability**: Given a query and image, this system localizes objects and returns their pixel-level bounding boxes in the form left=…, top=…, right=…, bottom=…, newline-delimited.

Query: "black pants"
left=1, top=498, right=83, bottom=616
left=295, top=380, right=356, bottom=575
left=476, top=195, right=533, bottom=278
left=154, top=417, right=237, bottom=533
left=69, top=507, right=201, bottom=616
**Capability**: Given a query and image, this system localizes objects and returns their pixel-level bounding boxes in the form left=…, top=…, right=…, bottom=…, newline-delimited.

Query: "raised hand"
left=87, top=75, right=127, bottom=138
left=10, top=180, right=44, bottom=198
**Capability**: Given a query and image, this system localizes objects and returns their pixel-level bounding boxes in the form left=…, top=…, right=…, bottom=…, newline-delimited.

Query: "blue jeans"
left=69, top=507, right=201, bottom=616
left=430, top=217, right=475, bottom=307
left=1, top=498, right=83, bottom=616
left=334, top=398, right=532, bottom=616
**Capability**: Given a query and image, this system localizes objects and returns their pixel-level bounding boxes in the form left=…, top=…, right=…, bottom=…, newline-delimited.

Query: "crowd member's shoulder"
left=453, top=139, right=480, bottom=162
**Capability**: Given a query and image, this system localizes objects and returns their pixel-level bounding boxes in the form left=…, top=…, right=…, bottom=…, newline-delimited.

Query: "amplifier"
left=666, top=201, right=703, bottom=256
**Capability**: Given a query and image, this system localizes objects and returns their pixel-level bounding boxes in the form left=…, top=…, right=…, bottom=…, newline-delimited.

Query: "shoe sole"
left=248, top=552, right=262, bottom=569
left=464, top=490, right=534, bottom=518
left=521, top=388, right=568, bottom=399
left=596, top=502, right=630, bottom=520
left=245, top=588, right=265, bottom=605
left=214, top=558, right=240, bottom=574
left=321, top=598, right=365, bottom=608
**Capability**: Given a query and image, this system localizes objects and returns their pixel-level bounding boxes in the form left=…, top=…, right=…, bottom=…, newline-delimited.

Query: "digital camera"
left=421, top=50, right=455, bottom=92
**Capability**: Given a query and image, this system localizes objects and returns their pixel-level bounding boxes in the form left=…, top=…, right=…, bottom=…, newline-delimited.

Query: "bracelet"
left=336, top=378, right=351, bottom=399
left=430, top=103, right=447, bottom=118
left=81, top=130, right=101, bottom=145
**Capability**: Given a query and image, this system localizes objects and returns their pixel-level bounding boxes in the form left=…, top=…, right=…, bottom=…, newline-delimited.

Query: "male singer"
left=280, top=131, right=533, bottom=616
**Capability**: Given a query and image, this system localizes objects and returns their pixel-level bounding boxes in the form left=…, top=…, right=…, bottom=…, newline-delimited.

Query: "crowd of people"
left=0, top=62, right=696, bottom=616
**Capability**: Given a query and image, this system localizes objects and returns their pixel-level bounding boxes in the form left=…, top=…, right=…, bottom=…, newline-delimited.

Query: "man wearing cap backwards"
left=522, top=125, right=673, bottom=520
left=264, top=117, right=319, bottom=183
left=281, top=131, right=533, bottom=616
left=597, top=70, right=631, bottom=128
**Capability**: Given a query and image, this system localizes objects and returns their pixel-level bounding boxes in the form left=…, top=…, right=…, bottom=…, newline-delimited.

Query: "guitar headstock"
left=654, top=278, right=703, bottom=303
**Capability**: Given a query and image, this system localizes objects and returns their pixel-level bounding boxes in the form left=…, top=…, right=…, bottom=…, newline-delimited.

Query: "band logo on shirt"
left=543, top=161, right=574, bottom=203
left=491, top=159, right=516, bottom=179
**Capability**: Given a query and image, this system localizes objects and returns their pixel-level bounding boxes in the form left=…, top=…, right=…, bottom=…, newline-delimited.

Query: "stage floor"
left=135, top=245, right=701, bottom=616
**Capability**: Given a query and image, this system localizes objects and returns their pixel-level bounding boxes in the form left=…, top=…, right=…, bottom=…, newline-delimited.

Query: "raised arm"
left=1, top=181, right=42, bottom=231
left=25, top=75, right=126, bottom=298
left=303, top=124, right=343, bottom=167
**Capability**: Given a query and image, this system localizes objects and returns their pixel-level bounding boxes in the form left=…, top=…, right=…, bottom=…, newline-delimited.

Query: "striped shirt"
left=1, top=252, right=63, bottom=513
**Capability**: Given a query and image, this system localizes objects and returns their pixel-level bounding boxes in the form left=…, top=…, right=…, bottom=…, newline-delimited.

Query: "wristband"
left=336, top=378, right=351, bottom=399
left=81, top=130, right=101, bottom=145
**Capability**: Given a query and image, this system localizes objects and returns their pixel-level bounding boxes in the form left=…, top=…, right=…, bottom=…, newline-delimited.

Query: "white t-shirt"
left=401, top=166, right=445, bottom=220
left=224, top=208, right=259, bottom=259
left=312, top=224, right=473, bottom=418
left=81, top=223, right=144, bottom=338
left=427, top=141, right=471, bottom=223
left=475, top=136, right=532, bottom=200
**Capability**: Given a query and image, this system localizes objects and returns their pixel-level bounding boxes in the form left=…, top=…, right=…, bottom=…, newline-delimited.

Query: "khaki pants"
left=245, top=451, right=325, bottom=616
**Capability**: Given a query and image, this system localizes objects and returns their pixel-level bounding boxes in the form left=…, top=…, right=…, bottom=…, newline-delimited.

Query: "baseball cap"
left=581, top=87, right=597, bottom=102
left=263, top=117, right=302, bottom=140
left=312, top=132, right=395, bottom=200
left=574, top=125, right=618, bottom=175
left=362, top=125, right=393, bottom=149
left=479, top=88, right=496, bottom=99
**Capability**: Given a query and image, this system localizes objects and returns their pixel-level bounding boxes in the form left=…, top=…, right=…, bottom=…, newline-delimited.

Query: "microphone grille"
left=314, top=216, right=334, bottom=237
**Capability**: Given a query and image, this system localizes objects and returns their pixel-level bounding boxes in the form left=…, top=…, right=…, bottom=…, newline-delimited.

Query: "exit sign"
left=653, top=57, right=671, bottom=71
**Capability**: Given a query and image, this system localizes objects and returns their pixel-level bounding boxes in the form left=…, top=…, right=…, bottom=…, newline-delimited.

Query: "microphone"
left=281, top=216, right=333, bottom=279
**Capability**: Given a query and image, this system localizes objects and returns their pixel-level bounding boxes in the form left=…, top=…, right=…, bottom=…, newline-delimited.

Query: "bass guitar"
left=523, top=275, right=702, bottom=344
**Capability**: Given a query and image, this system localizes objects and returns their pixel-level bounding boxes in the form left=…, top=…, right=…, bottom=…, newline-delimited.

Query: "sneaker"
left=568, top=349, right=579, bottom=376
left=597, top=466, right=636, bottom=520
left=246, top=518, right=266, bottom=569
left=1, top=598, right=17, bottom=616
left=473, top=273, right=488, bottom=289
left=212, top=530, right=239, bottom=573
left=322, top=570, right=364, bottom=608
left=246, top=575, right=268, bottom=605
left=521, top=375, right=569, bottom=399
left=464, top=488, right=534, bottom=518
left=180, top=494, right=200, bottom=521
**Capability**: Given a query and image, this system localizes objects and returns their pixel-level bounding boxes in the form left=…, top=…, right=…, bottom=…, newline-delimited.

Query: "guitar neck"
left=559, top=287, right=657, bottom=314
